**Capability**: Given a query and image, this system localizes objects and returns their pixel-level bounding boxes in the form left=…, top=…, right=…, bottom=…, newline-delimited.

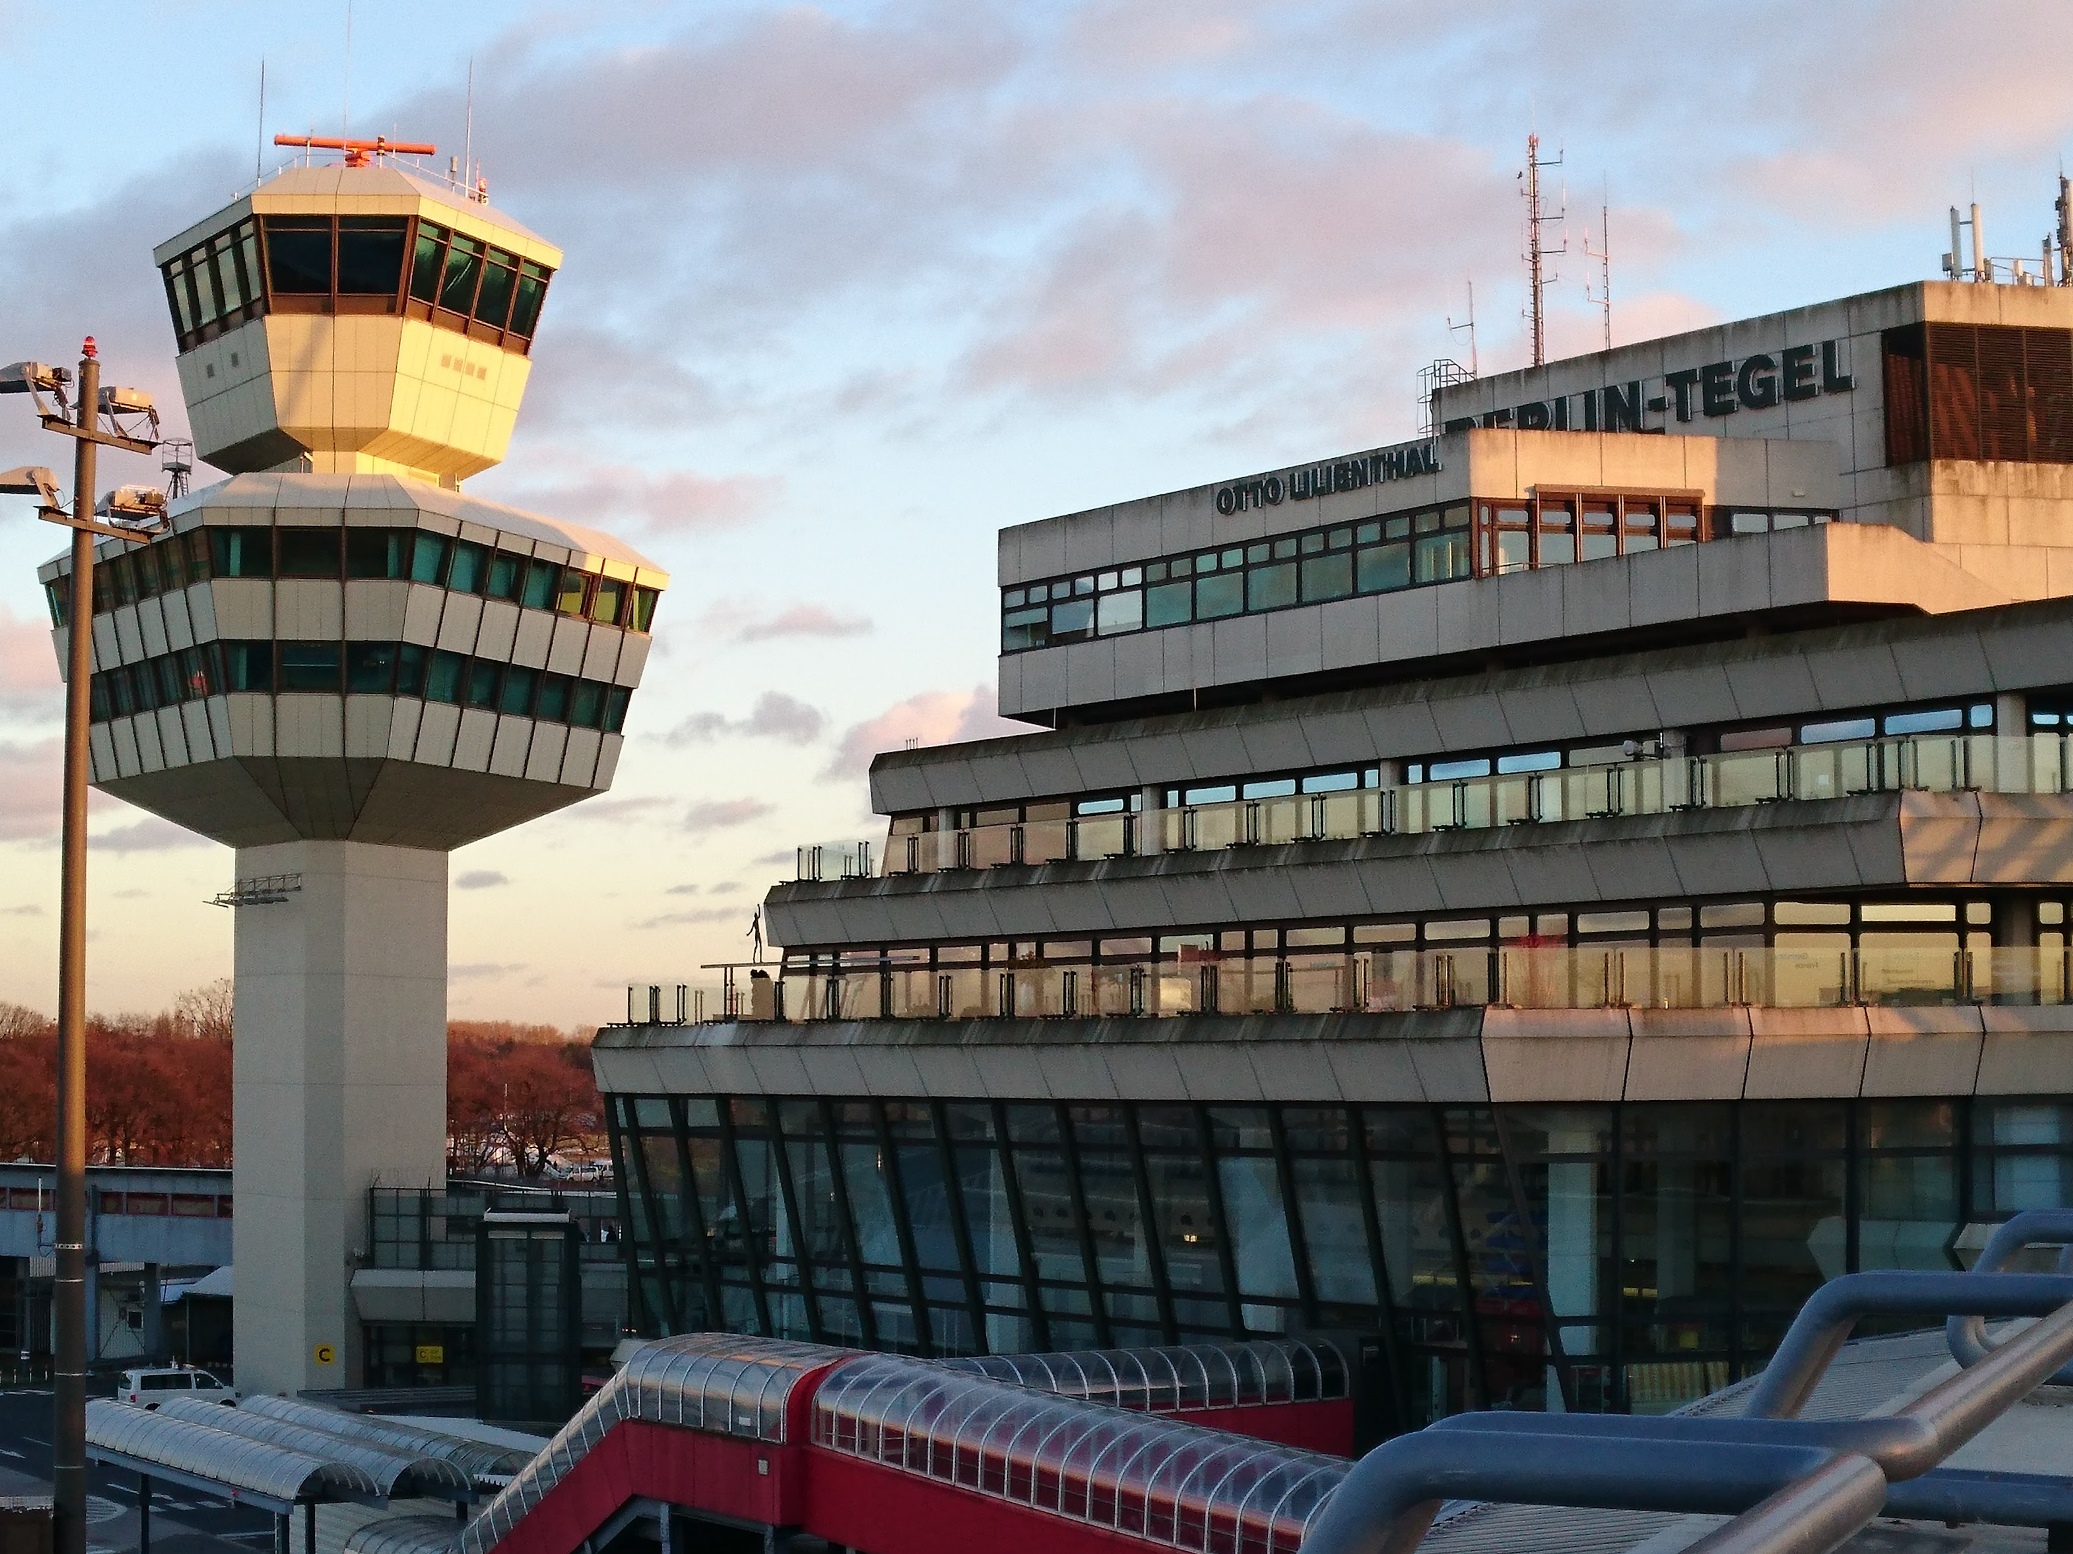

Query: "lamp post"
left=1, top=340, right=164, bottom=1554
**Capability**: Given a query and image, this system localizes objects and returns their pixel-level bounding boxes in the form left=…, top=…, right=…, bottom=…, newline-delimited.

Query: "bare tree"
left=175, top=979, right=234, bottom=1043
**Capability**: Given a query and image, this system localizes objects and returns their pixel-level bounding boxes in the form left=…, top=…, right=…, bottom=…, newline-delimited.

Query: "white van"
left=119, top=1366, right=237, bottom=1408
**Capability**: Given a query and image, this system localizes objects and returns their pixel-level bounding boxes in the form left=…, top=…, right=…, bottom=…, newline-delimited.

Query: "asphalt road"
left=0, top=1388, right=277, bottom=1554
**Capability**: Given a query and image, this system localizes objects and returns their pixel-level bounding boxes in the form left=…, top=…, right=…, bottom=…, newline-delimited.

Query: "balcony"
left=845, top=732, right=2068, bottom=880
left=622, top=943, right=2073, bottom=1029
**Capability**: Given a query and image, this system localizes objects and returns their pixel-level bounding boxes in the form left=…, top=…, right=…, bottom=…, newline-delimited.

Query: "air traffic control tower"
left=35, top=141, right=667, bottom=1394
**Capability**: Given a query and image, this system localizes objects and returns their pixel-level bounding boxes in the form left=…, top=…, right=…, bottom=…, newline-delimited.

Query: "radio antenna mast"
left=1519, top=133, right=1567, bottom=366
left=1448, top=279, right=1479, bottom=376
left=1583, top=193, right=1611, bottom=350
left=256, top=60, right=267, bottom=181
left=464, top=57, right=475, bottom=192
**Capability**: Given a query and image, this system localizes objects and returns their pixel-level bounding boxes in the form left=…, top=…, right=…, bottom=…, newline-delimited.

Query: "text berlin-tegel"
left=1440, top=339, right=1856, bottom=435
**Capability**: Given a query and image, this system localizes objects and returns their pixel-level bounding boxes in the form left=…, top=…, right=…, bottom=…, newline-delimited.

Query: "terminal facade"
left=597, top=275, right=2073, bottom=1428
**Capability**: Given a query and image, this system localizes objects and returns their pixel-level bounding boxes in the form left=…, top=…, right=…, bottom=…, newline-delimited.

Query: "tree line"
left=0, top=985, right=607, bottom=1180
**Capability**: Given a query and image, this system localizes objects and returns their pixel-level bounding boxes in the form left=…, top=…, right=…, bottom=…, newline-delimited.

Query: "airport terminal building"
left=596, top=278, right=2073, bottom=1430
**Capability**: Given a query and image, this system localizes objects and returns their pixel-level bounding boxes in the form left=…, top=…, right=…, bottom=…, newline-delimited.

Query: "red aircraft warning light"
left=272, top=133, right=437, bottom=168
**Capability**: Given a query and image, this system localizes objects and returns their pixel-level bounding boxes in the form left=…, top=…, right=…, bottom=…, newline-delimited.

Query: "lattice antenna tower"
left=1583, top=196, right=1612, bottom=350
left=1519, top=133, right=1567, bottom=366
left=160, top=437, right=194, bottom=501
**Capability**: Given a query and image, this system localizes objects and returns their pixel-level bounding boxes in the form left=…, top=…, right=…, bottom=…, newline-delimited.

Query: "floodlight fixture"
left=97, top=484, right=167, bottom=519
left=0, top=362, right=74, bottom=418
left=98, top=385, right=153, bottom=417
left=0, top=465, right=62, bottom=508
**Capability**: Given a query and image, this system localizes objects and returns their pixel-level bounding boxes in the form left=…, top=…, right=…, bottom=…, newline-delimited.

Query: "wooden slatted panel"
left=2027, top=325, right=2073, bottom=463
left=1926, top=322, right=1980, bottom=460
left=1976, top=324, right=2029, bottom=460
left=1881, top=324, right=1929, bottom=464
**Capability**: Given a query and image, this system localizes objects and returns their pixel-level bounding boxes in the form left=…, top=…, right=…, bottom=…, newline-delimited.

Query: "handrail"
left=1299, top=1269, right=2073, bottom=1554
left=1946, top=1207, right=2073, bottom=1383
left=853, top=731, right=2071, bottom=881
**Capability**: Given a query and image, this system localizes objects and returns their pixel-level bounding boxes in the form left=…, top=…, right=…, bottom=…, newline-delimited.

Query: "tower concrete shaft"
left=230, top=840, right=448, bottom=1395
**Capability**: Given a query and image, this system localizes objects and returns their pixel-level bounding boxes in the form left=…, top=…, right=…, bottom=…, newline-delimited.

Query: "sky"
left=2, top=0, right=2073, bottom=1027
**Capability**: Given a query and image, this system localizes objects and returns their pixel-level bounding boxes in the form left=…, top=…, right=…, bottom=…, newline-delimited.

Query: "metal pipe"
left=1948, top=1210, right=2073, bottom=1381
left=52, top=346, right=99, bottom=1554
left=1677, top=1455, right=1888, bottom=1554
left=1743, top=1270, right=2073, bottom=1419
left=1298, top=1432, right=1838, bottom=1554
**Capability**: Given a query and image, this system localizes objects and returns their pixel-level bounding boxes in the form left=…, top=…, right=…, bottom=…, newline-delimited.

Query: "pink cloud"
left=0, top=605, right=61, bottom=716
left=824, top=684, right=1028, bottom=777
left=737, top=606, right=872, bottom=644
left=488, top=459, right=779, bottom=535
left=0, top=740, right=61, bottom=842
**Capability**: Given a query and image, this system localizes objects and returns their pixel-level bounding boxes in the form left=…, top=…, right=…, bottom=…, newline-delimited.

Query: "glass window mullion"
left=617, top=1099, right=676, bottom=1334
left=713, top=1099, right=773, bottom=1337
left=1267, top=1106, right=1321, bottom=1329
left=1054, top=1102, right=1115, bottom=1347
left=872, top=1102, right=936, bottom=1356
left=668, top=1099, right=724, bottom=1333
left=603, top=1111, right=644, bottom=1336
left=766, top=1102, right=826, bottom=1344
left=928, top=1100, right=991, bottom=1351
left=1122, top=1104, right=1178, bottom=1343
left=1347, top=1106, right=1411, bottom=1433
left=1434, top=1107, right=1490, bottom=1411
left=817, top=1099, right=880, bottom=1350
left=1193, top=1105, right=1246, bottom=1336
left=1494, top=1108, right=1575, bottom=1411
left=991, top=1101, right=1051, bottom=1351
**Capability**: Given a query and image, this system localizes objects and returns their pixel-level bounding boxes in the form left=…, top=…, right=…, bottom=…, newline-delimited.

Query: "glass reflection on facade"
left=607, top=1093, right=2073, bottom=1425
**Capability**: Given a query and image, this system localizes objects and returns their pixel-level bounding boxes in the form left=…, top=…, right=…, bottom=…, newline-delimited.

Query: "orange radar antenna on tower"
left=272, top=133, right=436, bottom=168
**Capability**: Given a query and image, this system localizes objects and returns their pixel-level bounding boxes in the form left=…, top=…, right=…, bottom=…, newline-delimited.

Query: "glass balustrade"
left=841, top=733, right=2072, bottom=881
left=627, top=945, right=2073, bottom=1026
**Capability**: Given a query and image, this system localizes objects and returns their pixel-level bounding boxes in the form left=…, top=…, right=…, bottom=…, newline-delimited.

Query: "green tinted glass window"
left=535, top=673, right=572, bottom=722
left=424, top=650, right=465, bottom=704
left=464, top=659, right=500, bottom=709
left=276, top=528, right=340, bottom=578
left=603, top=687, right=630, bottom=734
left=509, top=263, right=550, bottom=337
left=395, top=643, right=429, bottom=697
left=555, top=569, right=591, bottom=616
left=410, top=532, right=451, bottom=585
left=409, top=225, right=447, bottom=303
left=1145, top=580, right=1192, bottom=628
left=345, top=641, right=399, bottom=693
left=568, top=680, right=605, bottom=728
left=1301, top=552, right=1352, bottom=602
left=210, top=527, right=272, bottom=578
left=590, top=576, right=625, bottom=625
left=1195, top=573, right=1244, bottom=619
left=277, top=641, right=342, bottom=693
left=485, top=551, right=524, bottom=601
left=1356, top=543, right=1410, bottom=593
left=1247, top=562, right=1297, bottom=611
left=446, top=540, right=488, bottom=593
left=628, top=586, right=659, bottom=632
left=439, top=235, right=484, bottom=315
left=337, top=218, right=408, bottom=295
left=346, top=529, right=410, bottom=579
left=520, top=559, right=559, bottom=609
left=499, top=665, right=538, bottom=716
left=474, top=255, right=516, bottom=329
left=263, top=217, right=332, bottom=295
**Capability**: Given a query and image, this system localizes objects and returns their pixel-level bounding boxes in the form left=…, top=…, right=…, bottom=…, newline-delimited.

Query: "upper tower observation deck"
left=152, top=149, right=561, bottom=485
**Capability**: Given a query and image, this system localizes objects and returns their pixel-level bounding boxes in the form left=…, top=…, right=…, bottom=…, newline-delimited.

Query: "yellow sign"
left=415, top=1344, right=445, bottom=1365
left=313, top=1343, right=336, bottom=1365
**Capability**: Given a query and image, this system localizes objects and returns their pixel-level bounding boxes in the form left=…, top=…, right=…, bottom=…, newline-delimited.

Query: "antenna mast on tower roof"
left=1519, top=132, right=1566, bottom=367
left=1583, top=197, right=1611, bottom=351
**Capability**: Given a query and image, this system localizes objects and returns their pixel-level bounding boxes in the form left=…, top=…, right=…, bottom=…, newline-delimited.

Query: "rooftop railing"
left=620, top=943, right=2073, bottom=1026
left=841, top=732, right=2071, bottom=880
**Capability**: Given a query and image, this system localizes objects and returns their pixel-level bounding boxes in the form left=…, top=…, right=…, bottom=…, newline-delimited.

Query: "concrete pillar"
left=1136, top=785, right=1162, bottom=856
left=935, top=808, right=958, bottom=871
left=233, top=839, right=449, bottom=1396
left=141, top=1263, right=163, bottom=1362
